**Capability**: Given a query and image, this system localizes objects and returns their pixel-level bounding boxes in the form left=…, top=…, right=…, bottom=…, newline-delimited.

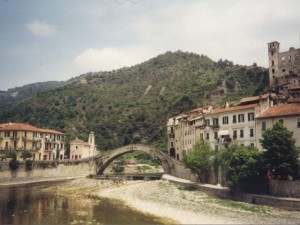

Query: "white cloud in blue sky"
left=26, top=20, right=57, bottom=37
left=0, top=0, right=300, bottom=90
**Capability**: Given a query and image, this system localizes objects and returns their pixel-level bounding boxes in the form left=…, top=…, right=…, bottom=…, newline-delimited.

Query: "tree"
left=227, top=145, right=266, bottom=193
left=182, top=141, right=212, bottom=182
left=21, top=150, right=32, bottom=161
left=260, top=122, right=300, bottom=180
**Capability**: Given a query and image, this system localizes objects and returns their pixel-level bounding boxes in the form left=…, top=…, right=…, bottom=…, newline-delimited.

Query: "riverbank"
left=45, top=178, right=300, bottom=224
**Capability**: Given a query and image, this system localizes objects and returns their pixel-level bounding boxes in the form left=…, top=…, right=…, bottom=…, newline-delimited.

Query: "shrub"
left=25, top=159, right=33, bottom=171
left=111, top=163, right=125, bottom=174
left=9, top=159, right=20, bottom=171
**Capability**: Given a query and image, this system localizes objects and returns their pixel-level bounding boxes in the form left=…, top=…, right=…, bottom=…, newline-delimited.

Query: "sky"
left=0, top=0, right=300, bottom=91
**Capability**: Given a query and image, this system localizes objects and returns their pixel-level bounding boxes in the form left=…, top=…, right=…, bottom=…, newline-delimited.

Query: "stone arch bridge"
left=89, top=144, right=195, bottom=180
left=0, top=144, right=196, bottom=183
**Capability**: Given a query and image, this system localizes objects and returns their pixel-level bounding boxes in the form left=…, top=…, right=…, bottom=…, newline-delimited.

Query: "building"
left=70, top=132, right=99, bottom=159
left=256, top=104, right=300, bottom=149
left=0, top=123, right=65, bottom=161
left=268, top=41, right=300, bottom=103
left=167, top=40, right=300, bottom=160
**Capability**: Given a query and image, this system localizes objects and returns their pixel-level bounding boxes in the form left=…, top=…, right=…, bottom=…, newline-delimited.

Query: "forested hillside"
left=0, top=51, right=268, bottom=153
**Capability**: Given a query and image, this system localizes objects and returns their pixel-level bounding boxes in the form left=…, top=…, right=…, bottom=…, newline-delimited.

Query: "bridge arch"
left=95, top=144, right=175, bottom=175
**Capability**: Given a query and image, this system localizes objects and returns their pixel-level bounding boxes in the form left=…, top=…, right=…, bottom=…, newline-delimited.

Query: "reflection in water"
left=0, top=182, right=165, bottom=225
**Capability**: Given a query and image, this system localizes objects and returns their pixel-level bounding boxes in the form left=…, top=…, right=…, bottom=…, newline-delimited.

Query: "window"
left=233, top=130, right=237, bottom=139
left=240, top=129, right=244, bottom=138
left=250, top=143, right=255, bottom=147
left=272, top=60, right=274, bottom=66
left=272, top=69, right=275, bottom=74
left=4, top=131, right=10, bottom=137
left=170, top=127, right=174, bottom=133
left=206, top=133, right=209, bottom=140
left=214, top=132, right=218, bottom=139
left=278, top=119, right=284, bottom=124
left=238, top=114, right=244, bottom=122
left=250, top=128, right=254, bottom=137
left=262, top=121, right=266, bottom=131
left=248, top=112, right=254, bottom=121
left=232, top=115, right=237, bottom=123
left=213, top=118, right=219, bottom=126
left=297, top=118, right=300, bottom=128
left=171, top=142, right=174, bottom=147
left=222, top=116, right=229, bottom=124
left=205, top=119, right=210, bottom=126
left=200, top=133, right=203, bottom=141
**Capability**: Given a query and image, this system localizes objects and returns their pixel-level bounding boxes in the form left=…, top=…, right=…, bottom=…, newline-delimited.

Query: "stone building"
left=70, top=132, right=99, bottom=159
left=0, top=123, right=65, bottom=161
left=268, top=41, right=300, bottom=103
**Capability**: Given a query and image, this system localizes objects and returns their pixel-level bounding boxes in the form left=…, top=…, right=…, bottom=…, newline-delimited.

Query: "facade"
left=0, top=123, right=65, bottom=161
left=70, top=132, right=99, bottom=159
left=256, top=104, right=300, bottom=149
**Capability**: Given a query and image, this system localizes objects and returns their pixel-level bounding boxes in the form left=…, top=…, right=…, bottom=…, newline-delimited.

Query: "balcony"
left=217, top=136, right=232, bottom=144
left=210, top=124, right=220, bottom=129
left=168, top=133, right=175, bottom=138
left=33, top=137, right=42, bottom=142
left=23, top=136, right=33, bottom=141
left=10, top=136, right=20, bottom=141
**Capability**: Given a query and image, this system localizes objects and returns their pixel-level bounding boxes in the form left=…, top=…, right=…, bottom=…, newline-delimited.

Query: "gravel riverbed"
left=46, top=178, right=300, bottom=224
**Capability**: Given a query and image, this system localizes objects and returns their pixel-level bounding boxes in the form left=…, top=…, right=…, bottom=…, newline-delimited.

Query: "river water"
left=0, top=181, right=166, bottom=225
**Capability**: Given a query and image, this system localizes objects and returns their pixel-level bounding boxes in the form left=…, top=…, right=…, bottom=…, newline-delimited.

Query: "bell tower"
left=268, top=41, right=280, bottom=87
left=89, top=131, right=95, bottom=150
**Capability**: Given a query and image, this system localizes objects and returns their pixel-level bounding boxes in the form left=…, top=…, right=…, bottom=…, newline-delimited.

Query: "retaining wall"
left=0, top=160, right=97, bottom=185
left=269, top=180, right=300, bottom=198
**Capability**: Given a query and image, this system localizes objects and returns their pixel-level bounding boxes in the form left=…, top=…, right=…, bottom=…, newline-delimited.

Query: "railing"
left=210, top=124, right=220, bottom=129
left=23, top=136, right=33, bottom=141
left=10, top=137, right=20, bottom=141
left=168, top=133, right=175, bottom=138
left=33, top=137, right=42, bottom=142
left=217, top=137, right=232, bottom=144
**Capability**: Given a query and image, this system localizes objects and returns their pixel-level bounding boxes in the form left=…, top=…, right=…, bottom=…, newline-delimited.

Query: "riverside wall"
left=0, top=160, right=97, bottom=185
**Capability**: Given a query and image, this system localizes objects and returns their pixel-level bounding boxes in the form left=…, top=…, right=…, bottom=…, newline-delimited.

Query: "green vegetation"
left=9, top=159, right=20, bottom=171
left=111, top=163, right=125, bottom=174
left=182, top=141, right=213, bottom=182
left=226, top=145, right=266, bottom=193
left=25, top=159, right=33, bottom=171
left=21, top=150, right=32, bottom=161
left=6, top=150, right=17, bottom=160
left=0, top=51, right=268, bottom=153
left=260, top=122, right=300, bottom=180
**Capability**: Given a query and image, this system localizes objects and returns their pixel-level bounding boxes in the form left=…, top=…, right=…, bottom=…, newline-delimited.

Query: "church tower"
left=89, top=131, right=95, bottom=150
left=268, top=41, right=280, bottom=87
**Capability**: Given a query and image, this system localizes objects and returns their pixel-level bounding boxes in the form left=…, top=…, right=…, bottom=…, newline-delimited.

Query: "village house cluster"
left=167, top=41, right=300, bottom=160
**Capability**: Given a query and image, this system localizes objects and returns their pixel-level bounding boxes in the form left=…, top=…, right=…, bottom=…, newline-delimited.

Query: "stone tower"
left=268, top=41, right=280, bottom=87
left=89, top=131, right=95, bottom=150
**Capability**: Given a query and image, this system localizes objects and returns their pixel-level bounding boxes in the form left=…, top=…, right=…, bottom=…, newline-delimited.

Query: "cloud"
left=73, top=47, right=157, bottom=74
left=26, top=20, right=56, bottom=37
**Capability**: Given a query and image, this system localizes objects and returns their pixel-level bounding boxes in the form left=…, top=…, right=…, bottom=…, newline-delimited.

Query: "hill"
left=0, top=51, right=268, bottom=153
left=0, top=74, right=90, bottom=114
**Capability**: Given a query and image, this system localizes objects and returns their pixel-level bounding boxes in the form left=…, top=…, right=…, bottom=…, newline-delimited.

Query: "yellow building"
left=0, top=123, right=65, bottom=161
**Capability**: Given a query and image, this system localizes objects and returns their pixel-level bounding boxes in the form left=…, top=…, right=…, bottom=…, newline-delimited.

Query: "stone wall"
left=269, top=180, right=300, bottom=198
left=0, top=159, right=97, bottom=185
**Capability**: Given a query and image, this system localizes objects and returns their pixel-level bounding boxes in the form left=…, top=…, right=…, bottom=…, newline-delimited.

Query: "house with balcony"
left=0, top=123, right=65, bottom=161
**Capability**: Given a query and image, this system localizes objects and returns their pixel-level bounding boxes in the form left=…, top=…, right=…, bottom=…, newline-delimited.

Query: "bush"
left=9, top=159, right=20, bottom=171
left=6, top=151, right=17, bottom=160
left=111, top=163, right=125, bottom=174
left=25, top=159, right=33, bottom=171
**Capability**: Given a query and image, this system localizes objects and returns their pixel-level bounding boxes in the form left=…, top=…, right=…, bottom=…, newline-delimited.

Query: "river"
left=0, top=181, right=169, bottom=225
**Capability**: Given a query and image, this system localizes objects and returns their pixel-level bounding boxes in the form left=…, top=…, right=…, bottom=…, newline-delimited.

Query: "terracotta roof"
left=0, top=123, right=64, bottom=134
left=288, top=86, right=300, bottom=90
left=257, top=104, right=300, bottom=119
left=188, top=107, right=204, bottom=113
left=239, top=93, right=269, bottom=104
left=210, top=103, right=258, bottom=115
left=41, top=128, right=64, bottom=135
left=0, top=123, right=42, bottom=132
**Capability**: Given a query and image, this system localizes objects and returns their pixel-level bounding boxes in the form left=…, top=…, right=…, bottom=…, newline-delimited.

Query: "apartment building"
left=0, top=123, right=65, bottom=161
